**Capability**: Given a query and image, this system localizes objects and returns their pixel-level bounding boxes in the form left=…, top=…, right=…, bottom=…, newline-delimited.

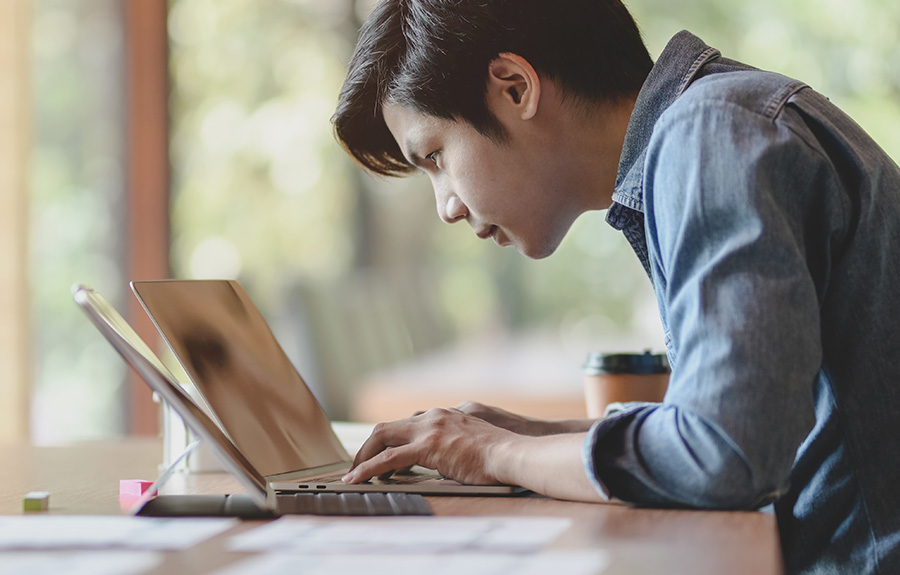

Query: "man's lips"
left=492, top=227, right=509, bottom=247
left=476, top=225, right=497, bottom=240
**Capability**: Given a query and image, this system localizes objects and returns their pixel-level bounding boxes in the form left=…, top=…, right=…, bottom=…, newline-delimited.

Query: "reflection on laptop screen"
left=133, top=280, right=349, bottom=477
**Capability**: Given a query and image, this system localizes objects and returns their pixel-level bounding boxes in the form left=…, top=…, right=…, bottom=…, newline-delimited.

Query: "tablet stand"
left=128, top=437, right=201, bottom=515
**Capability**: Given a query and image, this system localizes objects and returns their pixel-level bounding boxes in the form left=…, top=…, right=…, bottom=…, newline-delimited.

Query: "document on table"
left=227, top=515, right=572, bottom=554
left=0, top=550, right=162, bottom=575
left=220, top=516, right=610, bottom=575
left=0, top=516, right=236, bottom=550
left=215, top=551, right=611, bottom=575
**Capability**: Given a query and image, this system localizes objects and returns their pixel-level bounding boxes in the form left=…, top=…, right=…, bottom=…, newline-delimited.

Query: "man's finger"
left=343, top=445, right=422, bottom=484
left=350, top=435, right=386, bottom=470
left=350, top=420, right=410, bottom=469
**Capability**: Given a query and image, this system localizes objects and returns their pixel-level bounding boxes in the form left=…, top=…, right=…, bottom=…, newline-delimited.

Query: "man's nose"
left=435, top=187, right=467, bottom=224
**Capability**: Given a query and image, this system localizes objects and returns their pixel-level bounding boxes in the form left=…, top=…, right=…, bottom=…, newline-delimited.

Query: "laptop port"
left=316, top=485, right=326, bottom=490
left=298, top=485, right=308, bottom=489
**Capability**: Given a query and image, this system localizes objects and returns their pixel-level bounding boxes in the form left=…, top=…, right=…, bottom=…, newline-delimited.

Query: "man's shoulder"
left=666, top=68, right=807, bottom=122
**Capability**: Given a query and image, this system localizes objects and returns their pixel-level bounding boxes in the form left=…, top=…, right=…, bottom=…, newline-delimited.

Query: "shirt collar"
left=611, top=31, right=721, bottom=214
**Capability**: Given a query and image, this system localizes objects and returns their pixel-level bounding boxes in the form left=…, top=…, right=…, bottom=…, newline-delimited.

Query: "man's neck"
left=549, top=91, right=637, bottom=213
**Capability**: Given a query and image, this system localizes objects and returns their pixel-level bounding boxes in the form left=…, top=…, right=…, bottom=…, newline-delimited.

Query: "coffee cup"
left=582, top=351, right=670, bottom=418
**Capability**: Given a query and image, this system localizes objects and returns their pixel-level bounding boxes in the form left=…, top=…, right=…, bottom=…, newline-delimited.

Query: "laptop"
left=74, top=281, right=519, bottom=508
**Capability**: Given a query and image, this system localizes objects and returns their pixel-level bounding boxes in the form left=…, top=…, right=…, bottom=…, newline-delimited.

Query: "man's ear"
left=486, top=53, right=541, bottom=121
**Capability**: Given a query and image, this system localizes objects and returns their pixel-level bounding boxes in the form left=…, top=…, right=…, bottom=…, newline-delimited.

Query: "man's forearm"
left=489, top=432, right=607, bottom=502
left=541, top=419, right=597, bottom=435
left=454, top=401, right=597, bottom=436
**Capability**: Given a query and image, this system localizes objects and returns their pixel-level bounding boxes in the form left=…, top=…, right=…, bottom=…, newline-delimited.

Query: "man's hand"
left=342, top=408, right=516, bottom=485
left=342, top=407, right=607, bottom=503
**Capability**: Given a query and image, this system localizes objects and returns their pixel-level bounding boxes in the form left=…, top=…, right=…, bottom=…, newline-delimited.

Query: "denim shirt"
left=582, top=31, right=900, bottom=575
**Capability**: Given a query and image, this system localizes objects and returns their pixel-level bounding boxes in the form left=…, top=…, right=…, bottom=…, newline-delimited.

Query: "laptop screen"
left=73, top=284, right=268, bottom=500
left=132, top=280, right=350, bottom=477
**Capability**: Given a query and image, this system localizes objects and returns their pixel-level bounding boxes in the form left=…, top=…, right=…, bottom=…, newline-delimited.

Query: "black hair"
left=333, top=0, right=653, bottom=176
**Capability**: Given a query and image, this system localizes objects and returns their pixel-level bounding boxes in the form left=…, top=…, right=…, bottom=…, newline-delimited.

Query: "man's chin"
left=516, top=219, right=578, bottom=259
left=516, top=239, right=559, bottom=260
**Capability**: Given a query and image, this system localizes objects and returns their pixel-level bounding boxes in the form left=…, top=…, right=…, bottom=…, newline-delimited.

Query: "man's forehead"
left=382, top=102, right=445, bottom=135
left=382, top=102, right=445, bottom=161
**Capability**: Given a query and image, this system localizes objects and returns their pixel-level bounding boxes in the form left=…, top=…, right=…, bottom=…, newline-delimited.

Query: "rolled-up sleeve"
left=584, top=99, right=838, bottom=509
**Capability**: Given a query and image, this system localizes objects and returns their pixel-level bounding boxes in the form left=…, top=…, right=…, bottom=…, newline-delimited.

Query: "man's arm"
left=584, top=99, right=836, bottom=509
left=342, top=407, right=605, bottom=502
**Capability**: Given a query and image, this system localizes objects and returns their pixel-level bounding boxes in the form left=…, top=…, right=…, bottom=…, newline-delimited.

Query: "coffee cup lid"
left=583, top=351, right=669, bottom=375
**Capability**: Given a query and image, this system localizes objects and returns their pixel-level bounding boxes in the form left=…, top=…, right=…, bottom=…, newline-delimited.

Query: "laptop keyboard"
left=274, top=492, right=433, bottom=516
left=299, top=471, right=439, bottom=486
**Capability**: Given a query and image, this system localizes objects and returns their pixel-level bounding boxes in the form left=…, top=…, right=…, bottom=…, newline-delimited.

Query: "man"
left=331, top=1, right=900, bottom=573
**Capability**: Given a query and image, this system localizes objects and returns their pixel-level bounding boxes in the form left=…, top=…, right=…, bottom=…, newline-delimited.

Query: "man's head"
left=333, top=0, right=652, bottom=257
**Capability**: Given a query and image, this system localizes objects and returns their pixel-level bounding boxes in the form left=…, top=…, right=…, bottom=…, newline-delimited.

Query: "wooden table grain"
left=0, top=440, right=784, bottom=575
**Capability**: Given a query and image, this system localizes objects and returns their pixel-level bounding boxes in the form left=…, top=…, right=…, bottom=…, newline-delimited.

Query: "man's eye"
left=425, top=151, right=440, bottom=166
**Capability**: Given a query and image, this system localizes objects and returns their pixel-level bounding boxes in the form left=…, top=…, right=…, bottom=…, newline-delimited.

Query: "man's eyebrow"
left=406, top=151, right=422, bottom=166
left=404, top=139, right=422, bottom=167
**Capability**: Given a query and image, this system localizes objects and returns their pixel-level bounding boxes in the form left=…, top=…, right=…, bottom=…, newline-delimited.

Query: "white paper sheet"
left=0, top=516, right=236, bottom=551
left=227, top=516, right=572, bottom=554
left=0, top=551, right=162, bottom=575
left=214, top=551, right=611, bottom=575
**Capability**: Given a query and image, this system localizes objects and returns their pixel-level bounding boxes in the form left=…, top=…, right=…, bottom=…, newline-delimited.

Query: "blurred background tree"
left=29, top=0, right=900, bottom=439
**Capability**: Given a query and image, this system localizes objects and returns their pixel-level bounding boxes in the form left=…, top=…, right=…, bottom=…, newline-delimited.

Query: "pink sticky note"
left=119, top=479, right=155, bottom=497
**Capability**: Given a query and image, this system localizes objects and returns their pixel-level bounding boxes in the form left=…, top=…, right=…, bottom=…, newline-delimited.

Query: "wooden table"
left=0, top=439, right=784, bottom=575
